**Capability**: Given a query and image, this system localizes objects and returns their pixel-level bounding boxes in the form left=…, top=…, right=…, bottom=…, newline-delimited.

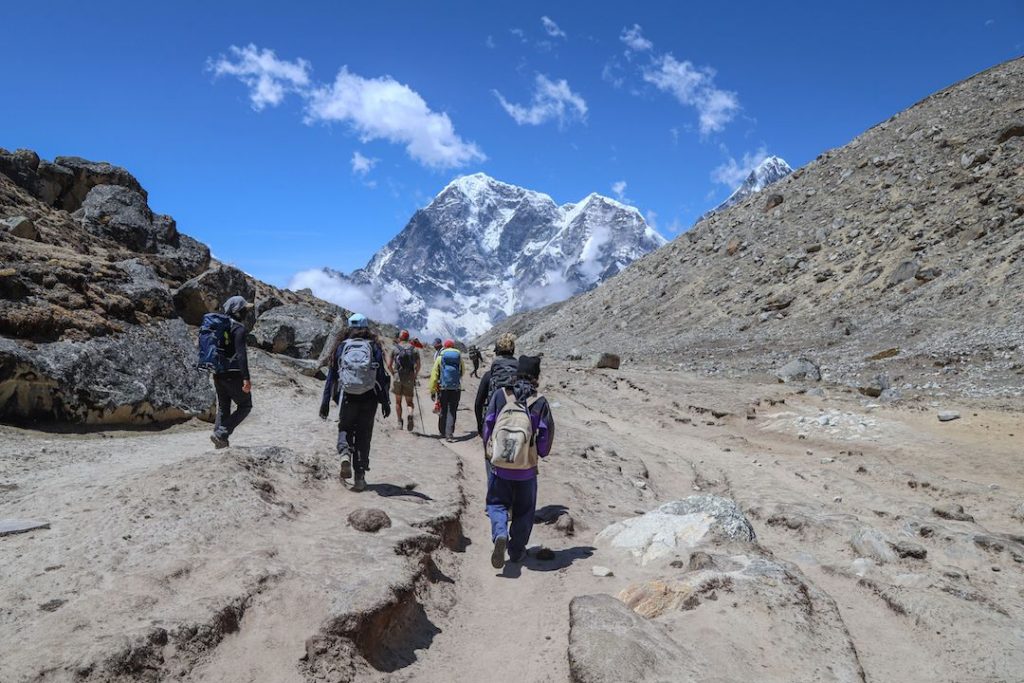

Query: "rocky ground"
left=2, top=349, right=1021, bottom=682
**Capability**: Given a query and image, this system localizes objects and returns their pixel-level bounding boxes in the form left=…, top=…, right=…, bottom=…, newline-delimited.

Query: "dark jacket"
left=215, top=321, right=250, bottom=380
left=474, top=355, right=518, bottom=435
left=320, top=340, right=391, bottom=414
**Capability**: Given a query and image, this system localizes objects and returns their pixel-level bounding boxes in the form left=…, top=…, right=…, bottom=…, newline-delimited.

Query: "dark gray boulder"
left=153, top=231, right=211, bottom=285
left=173, top=265, right=255, bottom=326
left=348, top=508, right=391, bottom=533
left=1, top=216, right=40, bottom=241
left=593, top=352, right=621, bottom=369
left=249, top=304, right=331, bottom=359
left=776, top=357, right=821, bottom=382
left=51, top=155, right=145, bottom=212
left=114, top=259, right=176, bottom=318
left=0, top=148, right=42, bottom=196
left=35, top=161, right=74, bottom=206
left=0, top=318, right=213, bottom=425
left=75, top=185, right=172, bottom=252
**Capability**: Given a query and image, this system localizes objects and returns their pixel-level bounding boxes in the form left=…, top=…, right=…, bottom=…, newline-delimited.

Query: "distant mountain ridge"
left=702, top=155, right=793, bottom=221
left=305, top=173, right=666, bottom=337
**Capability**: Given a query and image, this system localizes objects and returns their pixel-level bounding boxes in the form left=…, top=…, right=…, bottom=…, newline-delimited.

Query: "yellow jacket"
left=430, top=349, right=465, bottom=393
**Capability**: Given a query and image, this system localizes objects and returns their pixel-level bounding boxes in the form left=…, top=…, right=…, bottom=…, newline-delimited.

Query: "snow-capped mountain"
left=301, top=173, right=666, bottom=337
left=703, top=155, right=793, bottom=220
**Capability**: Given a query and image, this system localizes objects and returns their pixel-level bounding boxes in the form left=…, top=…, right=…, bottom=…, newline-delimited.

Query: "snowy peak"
left=703, top=155, right=793, bottom=221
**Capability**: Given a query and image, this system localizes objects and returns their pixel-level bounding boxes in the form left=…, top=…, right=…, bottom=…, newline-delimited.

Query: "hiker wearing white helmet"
left=319, top=313, right=391, bottom=492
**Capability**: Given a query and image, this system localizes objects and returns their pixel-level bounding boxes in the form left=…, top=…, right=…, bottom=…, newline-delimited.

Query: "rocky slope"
left=0, top=149, right=386, bottom=426
left=482, top=57, right=1024, bottom=401
left=307, top=173, right=666, bottom=337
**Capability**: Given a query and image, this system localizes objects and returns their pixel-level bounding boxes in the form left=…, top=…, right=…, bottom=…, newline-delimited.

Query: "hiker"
left=319, top=313, right=391, bottom=492
left=204, top=295, right=253, bottom=449
left=468, top=345, right=482, bottom=378
left=429, top=339, right=465, bottom=442
left=389, top=329, right=421, bottom=431
left=474, top=333, right=519, bottom=441
left=483, top=355, right=554, bottom=568
left=430, top=337, right=444, bottom=413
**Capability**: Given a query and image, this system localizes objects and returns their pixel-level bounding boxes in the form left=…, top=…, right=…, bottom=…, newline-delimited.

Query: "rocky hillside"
left=701, top=155, right=793, bottom=221
left=482, top=57, right=1024, bottom=401
left=308, top=173, right=665, bottom=337
left=0, top=150, right=389, bottom=426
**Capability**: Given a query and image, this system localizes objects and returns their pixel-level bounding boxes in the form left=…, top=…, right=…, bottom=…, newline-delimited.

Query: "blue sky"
left=2, top=1, right=1021, bottom=288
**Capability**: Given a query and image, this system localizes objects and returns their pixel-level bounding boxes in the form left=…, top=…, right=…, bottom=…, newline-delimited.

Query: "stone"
left=995, top=123, right=1024, bottom=144
left=113, top=259, right=176, bottom=318
left=933, top=504, right=974, bottom=522
left=593, top=352, right=621, bottom=370
left=726, top=237, right=741, bottom=255
left=937, top=411, right=961, bottom=422
left=776, top=357, right=821, bottom=382
left=51, top=155, right=146, bottom=212
left=0, top=318, right=214, bottom=425
left=568, top=595, right=688, bottom=683
left=915, top=266, right=942, bottom=282
left=850, top=527, right=897, bottom=563
left=249, top=304, right=332, bottom=359
left=1, top=216, right=40, bottom=241
left=0, top=519, right=50, bottom=537
left=75, top=185, right=170, bottom=252
left=566, top=348, right=584, bottom=361
left=173, top=265, right=255, bottom=326
left=152, top=232, right=212, bottom=285
left=1011, top=503, right=1024, bottom=523
left=596, top=495, right=755, bottom=566
left=591, top=566, right=614, bottom=577
left=887, top=260, right=919, bottom=286
left=347, top=508, right=391, bottom=533
left=892, top=540, right=927, bottom=560
left=764, top=193, right=784, bottom=210
left=865, top=347, right=899, bottom=361
left=555, top=513, right=575, bottom=536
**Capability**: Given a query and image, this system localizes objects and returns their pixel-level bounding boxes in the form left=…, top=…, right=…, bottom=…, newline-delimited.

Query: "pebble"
left=592, top=566, right=614, bottom=577
left=821, top=457, right=836, bottom=464
left=833, top=496, right=843, bottom=503
left=937, top=411, right=961, bottom=422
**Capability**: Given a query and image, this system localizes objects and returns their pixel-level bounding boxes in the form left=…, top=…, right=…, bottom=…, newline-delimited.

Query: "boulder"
left=50, top=155, right=145, bottom=212
left=0, top=318, right=214, bottom=425
left=316, top=315, right=348, bottom=368
left=249, top=304, right=331, bottom=359
left=0, top=519, right=50, bottom=537
left=152, top=232, right=212, bottom=285
left=173, top=265, right=255, bottom=326
left=775, top=357, right=821, bottom=382
left=937, top=411, right=961, bottom=422
left=850, top=527, right=897, bottom=563
left=1, top=216, right=40, bottom=241
left=887, top=260, right=919, bottom=287
left=35, top=161, right=74, bottom=206
left=933, top=504, right=974, bottom=522
left=0, top=148, right=42, bottom=195
left=568, top=594, right=688, bottom=683
left=75, top=185, right=172, bottom=252
left=113, top=259, right=176, bottom=318
left=347, top=508, right=391, bottom=533
left=593, top=352, right=621, bottom=370
left=596, top=495, right=755, bottom=566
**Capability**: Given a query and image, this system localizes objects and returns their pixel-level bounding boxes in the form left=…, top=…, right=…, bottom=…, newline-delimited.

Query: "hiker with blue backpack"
left=319, top=313, right=391, bottom=492
left=197, top=295, right=252, bottom=449
left=429, top=339, right=464, bottom=442
left=483, top=355, right=555, bottom=568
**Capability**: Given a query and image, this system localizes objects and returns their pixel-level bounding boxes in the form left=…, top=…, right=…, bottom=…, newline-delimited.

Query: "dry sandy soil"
left=2, top=350, right=1022, bottom=682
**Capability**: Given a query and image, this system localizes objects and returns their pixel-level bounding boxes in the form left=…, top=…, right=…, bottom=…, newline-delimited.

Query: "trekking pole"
left=415, top=381, right=427, bottom=437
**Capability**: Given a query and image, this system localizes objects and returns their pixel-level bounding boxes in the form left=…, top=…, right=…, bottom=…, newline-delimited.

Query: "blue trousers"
left=485, top=472, right=537, bottom=561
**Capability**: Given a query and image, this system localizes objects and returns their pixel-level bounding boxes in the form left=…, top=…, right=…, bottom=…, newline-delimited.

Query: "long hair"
left=327, top=326, right=379, bottom=370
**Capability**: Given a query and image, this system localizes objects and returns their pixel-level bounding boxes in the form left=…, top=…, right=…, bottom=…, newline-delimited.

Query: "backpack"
left=488, top=389, right=542, bottom=470
left=439, top=349, right=462, bottom=389
left=339, top=339, right=377, bottom=395
left=486, top=357, right=518, bottom=408
left=394, top=344, right=417, bottom=378
left=196, top=313, right=234, bottom=374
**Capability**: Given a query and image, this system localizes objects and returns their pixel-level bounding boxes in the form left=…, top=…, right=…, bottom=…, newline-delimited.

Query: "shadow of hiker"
left=451, top=432, right=477, bottom=443
left=534, top=504, right=569, bottom=524
left=523, top=545, right=596, bottom=572
left=368, top=483, right=434, bottom=502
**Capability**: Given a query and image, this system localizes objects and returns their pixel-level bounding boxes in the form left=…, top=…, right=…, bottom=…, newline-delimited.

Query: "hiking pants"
left=438, top=388, right=460, bottom=438
left=337, top=391, right=377, bottom=475
left=471, top=357, right=480, bottom=377
left=213, top=373, right=252, bottom=439
left=486, top=473, right=537, bottom=561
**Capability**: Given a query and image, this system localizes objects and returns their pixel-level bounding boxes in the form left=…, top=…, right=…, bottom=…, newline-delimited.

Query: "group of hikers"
left=199, top=296, right=555, bottom=568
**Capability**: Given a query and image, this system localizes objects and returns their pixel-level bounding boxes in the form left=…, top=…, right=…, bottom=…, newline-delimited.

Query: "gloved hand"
left=381, top=402, right=391, bottom=419
left=319, top=406, right=329, bottom=420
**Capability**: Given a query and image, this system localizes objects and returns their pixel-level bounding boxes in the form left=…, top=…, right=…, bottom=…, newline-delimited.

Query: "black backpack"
left=486, top=356, right=518, bottom=408
left=394, top=345, right=417, bottom=377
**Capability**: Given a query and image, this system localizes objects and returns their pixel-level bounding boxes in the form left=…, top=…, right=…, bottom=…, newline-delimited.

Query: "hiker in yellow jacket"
left=429, top=339, right=465, bottom=442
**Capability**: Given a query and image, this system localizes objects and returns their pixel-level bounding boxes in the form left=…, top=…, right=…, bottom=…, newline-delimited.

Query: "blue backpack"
left=197, top=312, right=234, bottom=374
left=440, top=349, right=462, bottom=389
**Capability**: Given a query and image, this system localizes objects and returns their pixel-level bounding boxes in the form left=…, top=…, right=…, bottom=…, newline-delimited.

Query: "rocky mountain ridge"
left=308, top=173, right=666, bottom=337
left=481, top=57, right=1024, bottom=401
left=702, top=155, right=793, bottom=221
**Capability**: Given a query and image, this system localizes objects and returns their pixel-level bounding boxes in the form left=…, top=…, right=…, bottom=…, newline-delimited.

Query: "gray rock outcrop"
left=249, top=304, right=331, bottom=359
left=173, top=265, right=256, bottom=326
left=776, top=357, right=822, bottom=382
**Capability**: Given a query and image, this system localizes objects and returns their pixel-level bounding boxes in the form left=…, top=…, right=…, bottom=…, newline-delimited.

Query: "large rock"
left=75, top=185, right=172, bottom=252
left=596, top=495, right=755, bottom=566
left=614, top=554, right=867, bottom=682
left=0, top=148, right=42, bottom=196
left=249, top=304, right=331, bottom=359
left=113, top=259, right=176, bottom=318
left=347, top=508, right=391, bottom=533
left=776, top=357, right=821, bottom=382
left=593, top=352, right=621, bottom=370
left=173, top=265, right=255, bottom=326
left=51, top=155, right=145, bottom=212
left=0, top=318, right=214, bottom=425
left=568, top=594, right=689, bottom=683
left=152, top=231, right=211, bottom=285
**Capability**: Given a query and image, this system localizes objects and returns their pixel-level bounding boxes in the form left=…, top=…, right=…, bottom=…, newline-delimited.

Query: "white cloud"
left=350, top=151, right=377, bottom=175
left=602, top=59, right=625, bottom=88
left=541, top=16, right=567, bottom=39
left=666, top=217, right=685, bottom=234
left=669, top=127, right=680, bottom=145
left=985, top=18, right=995, bottom=26
left=645, top=209, right=658, bottom=230
left=288, top=269, right=400, bottom=324
left=642, top=54, right=739, bottom=134
left=711, top=146, right=769, bottom=187
left=611, top=180, right=629, bottom=202
left=494, top=74, right=587, bottom=127
left=208, top=44, right=311, bottom=111
left=620, top=24, right=653, bottom=52
left=510, top=28, right=527, bottom=43
left=306, top=67, right=485, bottom=169
left=486, top=35, right=496, bottom=48
left=210, top=44, right=484, bottom=169
left=522, top=269, right=577, bottom=308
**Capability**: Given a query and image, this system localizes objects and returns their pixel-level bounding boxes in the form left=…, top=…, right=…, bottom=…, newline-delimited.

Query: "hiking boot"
left=446, top=436, right=456, bottom=443
left=352, top=474, right=367, bottom=492
left=407, top=415, right=414, bottom=432
left=210, top=434, right=229, bottom=449
left=339, top=456, right=353, bottom=481
left=396, top=415, right=403, bottom=428
left=491, top=536, right=508, bottom=569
